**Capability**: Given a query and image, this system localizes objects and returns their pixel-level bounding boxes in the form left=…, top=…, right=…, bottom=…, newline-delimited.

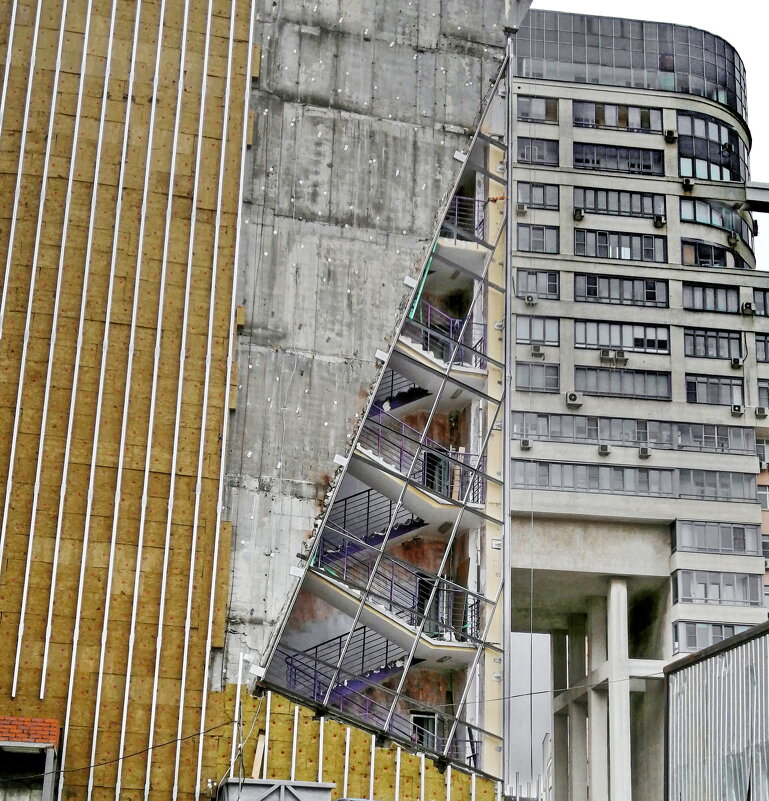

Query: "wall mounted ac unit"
left=599, top=348, right=613, bottom=361
left=520, top=439, right=533, bottom=450
left=731, top=357, right=743, bottom=369
left=664, top=129, right=678, bottom=143
left=524, top=293, right=538, bottom=306
left=742, top=301, right=756, bottom=316
left=682, top=177, right=695, bottom=192
left=756, top=406, right=768, bottom=419
left=731, top=404, right=745, bottom=417
left=566, top=391, right=583, bottom=408
left=516, top=202, right=527, bottom=215
left=653, top=214, right=666, bottom=228
left=639, top=446, right=651, bottom=459
left=598, top=443, right=611, bottom=456
left=573, top=207, right=584, bottom=221
left=531, top=344, right=544, bottom=357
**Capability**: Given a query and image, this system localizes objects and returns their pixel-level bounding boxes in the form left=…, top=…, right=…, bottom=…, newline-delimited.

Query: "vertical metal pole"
left=503, top=33, right=516, bottom=798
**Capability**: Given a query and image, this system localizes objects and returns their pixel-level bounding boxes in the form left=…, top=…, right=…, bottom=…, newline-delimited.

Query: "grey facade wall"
left=225, top=1, right=514, bottom=672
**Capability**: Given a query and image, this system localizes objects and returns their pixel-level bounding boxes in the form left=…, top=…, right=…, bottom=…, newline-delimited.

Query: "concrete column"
left=587, top=596, right=607, bottom=671
left=568, top=614, right=586, bottom=685
left=552, top=712, right=569, bottom=801
left=551, top=632, right=568, bottom=801
left=568, top=703, right=588, bottom=801
left=607, top=578, right=632, bottom=801
left=588, top=690, right=609, bottom=801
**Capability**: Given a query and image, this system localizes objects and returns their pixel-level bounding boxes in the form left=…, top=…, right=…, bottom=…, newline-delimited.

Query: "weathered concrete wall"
left=226, top=0, right=513, bottom=671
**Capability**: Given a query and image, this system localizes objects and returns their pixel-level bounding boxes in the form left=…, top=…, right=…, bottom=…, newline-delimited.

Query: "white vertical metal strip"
left=0, top=0, right=43, bottom=340
left=169, top=0, right=219, bottom=793
left=230, top=654, right=244, bottom=777
left=343, top=727, right=351, bottom=798
left=369, top=735, right=376, bottom=800
left=394, top=746, right=401, bottom=801
left=471, top=770, right=476, bottom=801
left=317, top=717, right=324, bottom=783
left=139, top=0, right=195, bottom=801
left=9, top=0, right=70, bottom=694
left=193, top=0, right=256, bottom=793
left=84, top=0, right=147, bottom=793
left=38, top=0, right=112, bottom=698
left=290, top=706, right=299, bottom=781
left=114, top=0, right=182, bottom=794
left=262, top=691, right=271, bottom=780
left=446, top=765, right=452, bottom=801
left=419, top=753, right=425, bottom=801
left=0, top=0, right=46, bottom=586
left=54, top=0, right=125, bottom=794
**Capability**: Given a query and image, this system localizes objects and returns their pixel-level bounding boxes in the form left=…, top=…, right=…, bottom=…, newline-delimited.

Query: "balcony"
left=357, top=406, right=486, bottom=504
left=312, top=523, right=486, bottom=643
left=440, top=195, right=486, bottom=245
left=401, top=299, right=487, bottom=370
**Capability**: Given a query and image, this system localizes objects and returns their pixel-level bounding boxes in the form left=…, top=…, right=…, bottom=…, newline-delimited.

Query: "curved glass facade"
left=516, top=11, right=748, bottom=122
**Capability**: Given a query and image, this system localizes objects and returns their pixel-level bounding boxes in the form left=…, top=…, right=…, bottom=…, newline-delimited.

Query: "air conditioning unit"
left=613, top=349, right=628, bottom=365
left=664, top=129, right=678, bottom=143
left=760, top=460, right=769, bottom=472
left=682, top=177, right=695, bottom=192
left=496, top=158, right=507, bottom=175
left=524, top=293, right=538, bottom=306
left=573, top=207, right=585, bottom=221
left=742, top=301, right=756, bottom=316
left=520, top=438, right=533, bottom=450
left=531, top=344, right=544, bottom=357
left=731, top=404, right=745, bottom=417
left=727, top=232, right=739, bottom=247
left=566, top=390, right=583, bottom=408
left=731, top=357, right=743, bottom=369
left=516, top=202, right=528, bottom=215
left=599, top=348, right=613, bottom=361
left=756, top=406, right=768, bottom=419
left=639, top=446, right=651, bottom=459
left=598, top=443, right=611, bottom=456
left=653, top=214, right=666, bottom=228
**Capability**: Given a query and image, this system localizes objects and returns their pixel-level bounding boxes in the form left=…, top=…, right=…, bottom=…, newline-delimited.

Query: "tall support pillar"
left=607, top=578, right=632, bottom=800
left=588, top=690, right=609, bottom=801
left=551, top=632, right=568, bottom=801
left=567, top=615, right=587, bottom=801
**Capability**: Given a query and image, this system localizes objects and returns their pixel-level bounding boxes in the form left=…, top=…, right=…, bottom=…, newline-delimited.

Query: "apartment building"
left=506, top=11, right=768, bottom=801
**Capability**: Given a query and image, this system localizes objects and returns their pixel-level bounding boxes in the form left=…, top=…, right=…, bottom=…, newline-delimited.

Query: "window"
left=575, top=367, right=671, bottom=400
left=681, top=239, right=746, bottom=270
left=573, top=101, right=662, bottom=132
left=680, top=198, right=754, bottom=249
left=685, top=374, right=743, bottom=405
left=684, top=328, right=742, bottom=360
left=516, top=362, right=559, bottom=392
left=574, top=229, right=666, bottom=262
left=516, top=269, right=559, bottom=300
left=518, top=182, right=559, bottom=210
left=757, top=438, right=769, bottom=462
left=512, top=460, right=674, bottom=497
left=759, top=379, right=769, bottom=408
left=677, top=112, right=749, bottom=183
left=518, top=137, right=559, bottom=166
left=518, top=95, right=558, bottom=122
left=678, top=469, right=755, bottom=501
left=682, top=283, right=739, bottom=313
left=574, top=274, right=668, bottom=307
left=673, top=570, right=762, bottom=606
left=515, top=11, right=748, bottom=120
left=518, top=224, right=559, bottom=253
left=673, top=621, right=750, bottom=654
left=756, top=333, right=769, bottom=363
left=511, top=413, right=754, bottom=454
left=411, top=713, right=439, bottom=751
left=574, top=187, right=665, bottom=219
left=758, top=485, right=769, bottom=510
left=674, top=520, right=761, bottom=555
left=574, top=320, right=669, bottom=353
left=573, top=143, right=664, bottom=175
left=755, top=288, right=769, bottom=316
left=517, top=316, right=559, bottom=345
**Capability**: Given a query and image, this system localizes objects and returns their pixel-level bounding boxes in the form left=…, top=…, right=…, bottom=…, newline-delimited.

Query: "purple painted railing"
left=402, top=299, right=487, bottom=369
left=327, top=487, right=423, bottom=544
left=315, top=523, right=484, bottom=642
left=440, top=195, right=485, bottom=242
left=358, top=406, right=487, bottom=504
left=281, top=642, right=466, bottom=760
